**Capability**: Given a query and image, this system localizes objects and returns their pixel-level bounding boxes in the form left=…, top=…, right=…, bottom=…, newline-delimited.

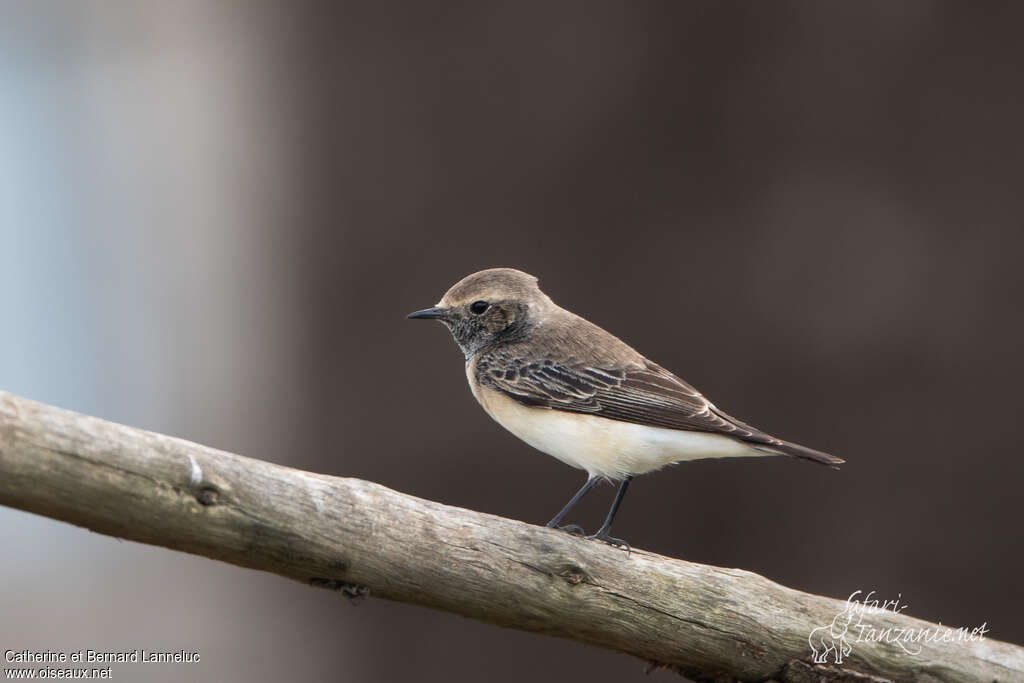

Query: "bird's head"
left=408, top=268, right=552, bottom=358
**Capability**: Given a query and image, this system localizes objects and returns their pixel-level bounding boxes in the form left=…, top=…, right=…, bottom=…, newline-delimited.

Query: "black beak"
left=407, top=306, right=446, bottom=320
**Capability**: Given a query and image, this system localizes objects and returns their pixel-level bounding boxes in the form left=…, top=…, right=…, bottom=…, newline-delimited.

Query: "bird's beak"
left=407, top=306, right=447, bottom=320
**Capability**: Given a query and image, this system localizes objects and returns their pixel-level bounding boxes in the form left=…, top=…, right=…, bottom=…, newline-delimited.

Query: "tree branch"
left=0, top=391, right=1019, bottom=682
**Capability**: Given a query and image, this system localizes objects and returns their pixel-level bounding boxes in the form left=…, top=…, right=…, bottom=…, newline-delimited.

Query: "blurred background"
left=2, top=1, right=1022, bottom=680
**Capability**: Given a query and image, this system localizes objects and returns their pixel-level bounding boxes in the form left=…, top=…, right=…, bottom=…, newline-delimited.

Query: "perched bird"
left=408, top=268, right=842, bottom=547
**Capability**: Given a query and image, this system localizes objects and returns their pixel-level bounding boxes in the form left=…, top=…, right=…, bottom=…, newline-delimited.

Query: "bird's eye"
left=470, top=300, right=489, bottom=315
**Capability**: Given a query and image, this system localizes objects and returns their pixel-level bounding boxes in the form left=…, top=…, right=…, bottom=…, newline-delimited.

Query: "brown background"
left=1, top=2, right=1021, bottom=681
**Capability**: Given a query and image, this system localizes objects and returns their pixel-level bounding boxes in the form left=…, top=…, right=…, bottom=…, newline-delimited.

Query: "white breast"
left=470, top=375, right=769, bottom=480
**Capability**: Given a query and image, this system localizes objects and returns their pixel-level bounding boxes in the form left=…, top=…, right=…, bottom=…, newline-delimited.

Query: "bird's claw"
left=550, top=523, right=586, bottom=536
left=588, top=530, right=631, bottom=554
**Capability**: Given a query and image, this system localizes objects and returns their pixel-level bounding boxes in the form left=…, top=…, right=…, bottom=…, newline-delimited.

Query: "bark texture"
left=0, top=391, right=1019, bottom=682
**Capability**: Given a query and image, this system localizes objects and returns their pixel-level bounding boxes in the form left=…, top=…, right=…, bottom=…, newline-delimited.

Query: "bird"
left=408, top=268, right=842, bottom=548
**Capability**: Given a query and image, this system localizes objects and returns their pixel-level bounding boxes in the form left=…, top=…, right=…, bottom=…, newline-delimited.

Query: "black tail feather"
left=754, top=440, right=844, bottom=469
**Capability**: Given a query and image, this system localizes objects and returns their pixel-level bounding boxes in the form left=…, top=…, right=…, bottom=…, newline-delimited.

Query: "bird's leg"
left=589, top=476, right=632, bottom=549
left=546, top=476, right=598, bottom=535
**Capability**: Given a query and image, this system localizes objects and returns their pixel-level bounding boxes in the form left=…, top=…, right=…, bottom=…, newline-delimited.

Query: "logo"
left=808, top=603, right=857, bottom=664
left=808, top=590, right=989, bottom=665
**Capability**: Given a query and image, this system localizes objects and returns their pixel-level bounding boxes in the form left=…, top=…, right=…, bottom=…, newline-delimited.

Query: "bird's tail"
left=709, top=405, right=844, bottom=469
left=753, top=440, right=845, bottom=469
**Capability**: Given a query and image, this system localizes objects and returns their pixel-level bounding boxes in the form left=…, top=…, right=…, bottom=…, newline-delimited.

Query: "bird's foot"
left=547, top=523, right=586, bottom=536
left=588, top=529, right=631, bottom=553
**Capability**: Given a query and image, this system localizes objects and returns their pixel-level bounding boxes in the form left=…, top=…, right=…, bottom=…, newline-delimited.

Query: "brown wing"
left=475, top=353, right=843, bottom=465
left=476, top=354, right=766, bottom=438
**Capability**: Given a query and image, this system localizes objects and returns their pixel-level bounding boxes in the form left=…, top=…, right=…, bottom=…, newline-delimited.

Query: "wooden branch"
left=0, top=391, right=1019, bottom=682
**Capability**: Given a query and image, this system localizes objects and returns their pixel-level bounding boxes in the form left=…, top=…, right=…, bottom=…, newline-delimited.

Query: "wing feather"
left=476, top=354, right=773, bottom=441
left=471, top=315, right=843, bottom=466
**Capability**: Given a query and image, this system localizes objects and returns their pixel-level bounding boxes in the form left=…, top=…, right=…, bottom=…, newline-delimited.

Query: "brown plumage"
left=409, top=267, right=842, bottom=546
